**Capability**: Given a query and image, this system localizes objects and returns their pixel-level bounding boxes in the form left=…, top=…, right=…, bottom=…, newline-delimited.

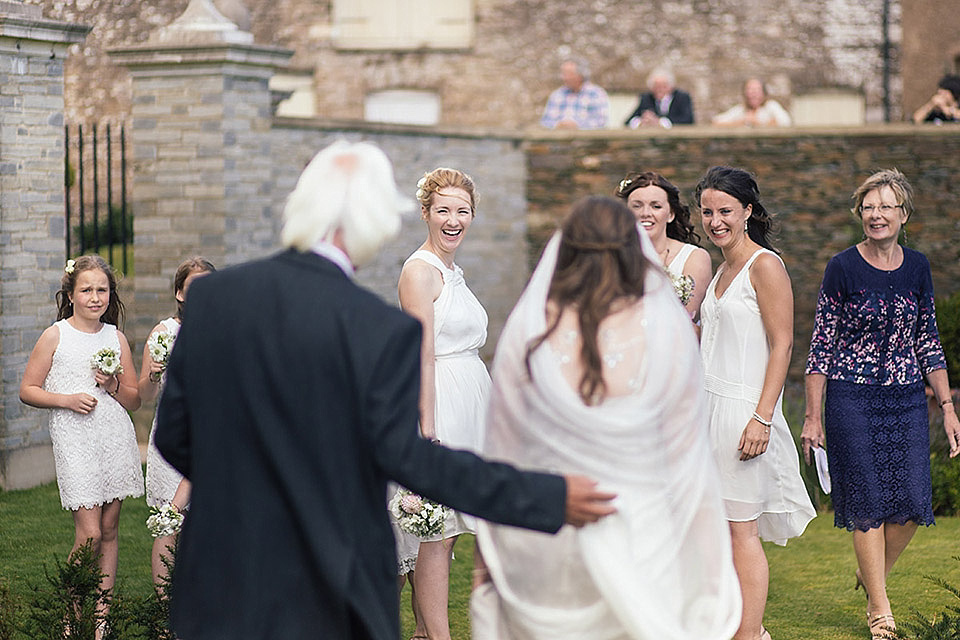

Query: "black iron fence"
left=64, top=122, right=130, bottom=274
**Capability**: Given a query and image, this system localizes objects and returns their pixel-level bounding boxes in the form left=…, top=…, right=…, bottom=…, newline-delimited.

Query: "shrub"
left=936, top=290, right=960, bottom=389
left=21, top=541, right=109, bottom=640
left=0, top=578, right=18, bottom=640
left=895, top=556, right=960, bottom=639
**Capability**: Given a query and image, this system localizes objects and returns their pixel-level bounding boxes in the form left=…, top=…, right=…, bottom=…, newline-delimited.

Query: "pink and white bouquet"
left=389, top=487, right=447, bottom=538
left=90, top=348, right=123, bottom=376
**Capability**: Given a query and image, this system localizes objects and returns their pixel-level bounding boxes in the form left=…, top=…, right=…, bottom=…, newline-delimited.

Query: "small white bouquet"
left=389, top=487, right=447, bottom=538
left=147, top=330, right=176, bottom=366
left=672, top=273, right=695, bottom=306
left=90, top=347, right=123, bottom=376
left=146, top=503, right=184, bottom=538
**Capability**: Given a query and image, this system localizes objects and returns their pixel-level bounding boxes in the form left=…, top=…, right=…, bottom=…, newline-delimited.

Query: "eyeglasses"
left=860, top=204, right=902, bottom=215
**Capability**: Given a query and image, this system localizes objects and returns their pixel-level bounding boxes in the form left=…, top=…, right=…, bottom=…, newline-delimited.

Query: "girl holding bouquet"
left=139, top=256, right=215, bottom=584
left=615, top=171, right=712, bottom=323
left=20, top=255, right=143, bottom=629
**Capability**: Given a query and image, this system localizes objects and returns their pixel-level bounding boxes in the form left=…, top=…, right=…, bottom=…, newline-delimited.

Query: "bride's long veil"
left=473, top=230, right=742, bottom=640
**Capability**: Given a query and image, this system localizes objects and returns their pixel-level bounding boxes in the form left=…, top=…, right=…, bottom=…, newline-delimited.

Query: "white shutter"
left=333, top=0, right=472, bottom=50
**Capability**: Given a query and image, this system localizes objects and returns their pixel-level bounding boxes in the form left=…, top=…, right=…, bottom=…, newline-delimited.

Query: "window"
left=333, top=0, right=473, bottom=50
left=364, top=90, right=441, bottom=126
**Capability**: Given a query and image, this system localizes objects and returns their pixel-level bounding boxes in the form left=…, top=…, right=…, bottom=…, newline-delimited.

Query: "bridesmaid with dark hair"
left=616, top=171, right=712, bottom=322
left=801, top=169, right=960, bottom=640
left=697, top=166, right=815, bottom=640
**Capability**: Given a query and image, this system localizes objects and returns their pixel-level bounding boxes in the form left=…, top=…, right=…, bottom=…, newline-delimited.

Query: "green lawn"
left=2, top=482, right=958, bottom=639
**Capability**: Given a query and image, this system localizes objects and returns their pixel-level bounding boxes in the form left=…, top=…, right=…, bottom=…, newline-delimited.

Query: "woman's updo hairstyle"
left=415, top=167, right=478, bottom=216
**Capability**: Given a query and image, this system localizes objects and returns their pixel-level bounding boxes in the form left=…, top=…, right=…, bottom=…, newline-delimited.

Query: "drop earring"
left=744, top=218, right=749, bottom=234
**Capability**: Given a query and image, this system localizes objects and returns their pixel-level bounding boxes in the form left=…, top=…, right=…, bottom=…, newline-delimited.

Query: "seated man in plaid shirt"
left=540, top=57, right=609, bottom=130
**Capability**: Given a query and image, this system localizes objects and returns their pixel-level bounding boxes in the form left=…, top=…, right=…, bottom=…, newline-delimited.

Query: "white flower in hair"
left=64, top=259, right=75, bottom=274
left=416, top=176, right=428, bottom=202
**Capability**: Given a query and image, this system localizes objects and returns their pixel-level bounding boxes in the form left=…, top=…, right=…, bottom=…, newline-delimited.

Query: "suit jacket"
left=155, top=249, right=566, bottom=640
left=624, top=88, right=695, bottom=125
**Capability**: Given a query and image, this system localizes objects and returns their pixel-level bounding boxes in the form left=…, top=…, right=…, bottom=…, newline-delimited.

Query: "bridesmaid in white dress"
left=139, top=256, right=215, bottom=584
left=397, top=167, right=490, bottom=640
left=20, top=255, right=143, bottom=637
left=696, top=166, right=815, bottom=640
left=616, top=171, right=712, bottom=322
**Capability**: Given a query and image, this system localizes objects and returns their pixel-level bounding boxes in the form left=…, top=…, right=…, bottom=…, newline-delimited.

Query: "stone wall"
left=0, top=4, right=89, bottom=490
left=230, top=119, right=529, bottom=363
left=25, top=0, right=908, bottom=128
left=525, top=124, right=960, bottom=378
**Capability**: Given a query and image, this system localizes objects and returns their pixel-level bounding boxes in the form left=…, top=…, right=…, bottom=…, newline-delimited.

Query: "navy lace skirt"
left=824, top=379, right=934, bottom=531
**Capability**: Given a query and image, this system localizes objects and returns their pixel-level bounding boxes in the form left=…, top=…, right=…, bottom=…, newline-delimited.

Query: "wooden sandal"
left=868, top=612, right=896, bottom=640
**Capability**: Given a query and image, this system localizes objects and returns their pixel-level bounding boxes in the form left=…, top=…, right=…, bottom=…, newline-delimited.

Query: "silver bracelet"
left=752, top=411, right=773, bottom=428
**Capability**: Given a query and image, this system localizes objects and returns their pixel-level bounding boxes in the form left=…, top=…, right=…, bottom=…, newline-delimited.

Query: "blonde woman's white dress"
left=44, top=320, right=144, bottom=510
left=146, top=317, right=184, bottom=507
left=471, top=234, right=742, bottom=640
left=400, top=249, right=491, bottom=542
left=699, top=248, right=816, bottom=544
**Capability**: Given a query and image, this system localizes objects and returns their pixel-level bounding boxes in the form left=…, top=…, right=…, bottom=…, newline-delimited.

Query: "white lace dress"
left=44, top=320, right=144, bottom=510
left=146, top=317, right=183, bottom=507
left=700, top=249, right=816, bottom=544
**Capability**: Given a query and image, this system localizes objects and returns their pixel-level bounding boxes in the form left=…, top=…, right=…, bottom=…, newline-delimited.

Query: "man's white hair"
left=281, top=140, right=414, bottom=266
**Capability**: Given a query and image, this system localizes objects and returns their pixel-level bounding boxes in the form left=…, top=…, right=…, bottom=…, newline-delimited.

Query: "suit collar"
left=277, top=248, right=352, bottom=280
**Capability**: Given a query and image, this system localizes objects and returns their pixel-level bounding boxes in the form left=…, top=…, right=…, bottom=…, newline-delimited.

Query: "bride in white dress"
left=616, top=171, right=712, bottom=323
left=471, top=196, right=742, bottom=640
left=397, top=167, right=490, bottom=640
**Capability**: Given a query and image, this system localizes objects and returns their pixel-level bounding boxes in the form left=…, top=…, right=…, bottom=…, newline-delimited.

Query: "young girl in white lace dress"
left=139, top=256, right=216, bottom=585
left=20, top=255, right=143, bottom=624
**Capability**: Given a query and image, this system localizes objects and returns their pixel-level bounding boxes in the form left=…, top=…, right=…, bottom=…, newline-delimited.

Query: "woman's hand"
left=64, top=392, right=97, bottom=414
left=944, top=407, right=960, bottom=458
left=147, top=358, right=165, bottom=382
left=738, top=416, right=770, bottom=461
left=94, top=370, right=120, bottom=395
left=800, top=416, right=825, bottom=465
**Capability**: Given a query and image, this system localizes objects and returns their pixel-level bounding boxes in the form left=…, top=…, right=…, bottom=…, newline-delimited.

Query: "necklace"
left=658, top=246, right=671, bottom=265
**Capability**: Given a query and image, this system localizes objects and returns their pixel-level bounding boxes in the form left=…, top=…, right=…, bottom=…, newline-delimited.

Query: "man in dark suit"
left=624, top=68, right=695, bottom=129
left=155, top=140, right=616, bottom=640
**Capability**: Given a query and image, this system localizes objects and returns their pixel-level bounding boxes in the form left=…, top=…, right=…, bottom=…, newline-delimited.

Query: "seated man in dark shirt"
left=625, top=68, right=695, bottom=129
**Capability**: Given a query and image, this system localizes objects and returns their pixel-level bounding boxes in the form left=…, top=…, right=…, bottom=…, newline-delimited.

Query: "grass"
left=2, top=482, right=958, bottom=640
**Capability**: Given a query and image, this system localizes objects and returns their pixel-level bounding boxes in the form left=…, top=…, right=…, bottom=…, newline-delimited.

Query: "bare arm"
left=742, top=253, right=794, bottom=460
left=926, top=368, right=960, bottom=458
left=398, top=259, right=443, bottom=440
left=138, top=322, right=167, bottom=403
left=103, top=330, right=141, bottom=412
left=683, top=246, right=713, bottom=323
left=19, top=325, right=97, bottom=413
left=800, top=373, right=827, bottom=464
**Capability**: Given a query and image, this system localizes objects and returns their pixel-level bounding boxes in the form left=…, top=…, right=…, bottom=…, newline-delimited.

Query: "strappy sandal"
left=868, top=612, right=896, bottom=640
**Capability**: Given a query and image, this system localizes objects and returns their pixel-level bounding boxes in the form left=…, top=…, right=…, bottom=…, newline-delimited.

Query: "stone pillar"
left=0, top=2, right=90, bottom=489
left=108, top=0, right=291, bottom=432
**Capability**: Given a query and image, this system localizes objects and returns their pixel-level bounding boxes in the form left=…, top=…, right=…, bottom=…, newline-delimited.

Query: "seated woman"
left=470, top=196, right=742, bottom=639
left=712, top=78, right=792, bottom=128
left=912, top=74, right=960, bottom=124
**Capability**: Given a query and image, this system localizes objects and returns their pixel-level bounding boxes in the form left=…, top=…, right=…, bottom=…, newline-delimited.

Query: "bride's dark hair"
left=526, top=196, right=652, bottom=405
